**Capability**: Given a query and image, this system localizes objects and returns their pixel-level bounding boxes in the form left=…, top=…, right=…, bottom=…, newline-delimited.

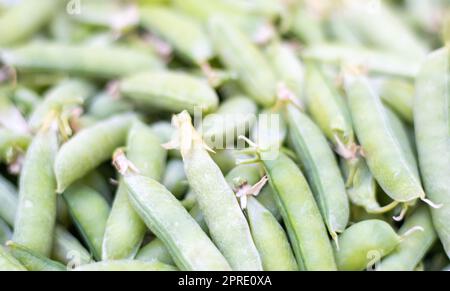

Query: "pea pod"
left=52, top=226, right=92, bottom=267
left=162, top=159, right=188, bottom=199
left=88, top=93, right=133, bottom=120
left=289, top=5, right=326, bottom=45
left=120, top=71, right=219, bottom=114
left=136, top=239, right=175, bottom=266
left=63, top=185, right=110, bottom=261
left=0, top=0, right=61, bottom=46
left=73, top=260, right=177, bottom=271
left=13, top=127, right=58, bottom=257
left=0, top=245, right=26, bottom=271
left=102, top=121, right=167, bottom=260
left=7, top=241, right=66, bottom=271
left=286, top=105, right=350, bottom=240
left=376, top=78, right=415, bottom=124
left=208, top=16, right=277, bottom=107
left=0, top=218, right=11, bottom=245
left=334, top=220, right=401, bottom=271
left=262, top=152, right=337, bottom=270
left=0, top=174, right=18, bottom=226
left=1, top=42, right=163, bottom=79
left=414, top=47, right=450, bottom=258
left=167, top=111, right=262, bottom=271
left=0, top=128, right=30, bottom=164
left=54, top=113, right=135, bottom=193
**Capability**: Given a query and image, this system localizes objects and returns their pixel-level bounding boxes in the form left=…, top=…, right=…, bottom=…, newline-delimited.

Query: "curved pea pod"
left=103, top=121, right=167, bottom=260
left=345, top=74, right=425, bottom=203
left=28, top=79, right=96, bottom=132
left=166, top=111, right=262, bottom=271
left=289, top=6, right=326, bottom=45
left=201, top=97, right=257, bottom=149
left=375, top=78, right=415, bottom=124
left=120, top=71, right=219, bottom=114
left=1, top=42, right=164, bottom=79
left=74, top=260, right=177, bottom=271
left=302, top=44, right=421, bottom=78
left=140, top=7, right=213, bottom=64
left=0, top=0, right=61, bottom=46
left=7, top=241, right=66, bottom=271
left=0, top=218, right=11, bottom=245
left=208, top=17, right=277, bottom=107
left=52, top=226, right=92, bottom=266
left=13, top=127, right=58, bottom=257
left=136, top=239, right=174, bottom=266
left=334, top=220, right=400, bottom=271
left=266, top=41, right=305, bottom=103
left=162, top=159, right=188, bottom=199
left=246, top=197, right=298, bottom=271
left=414, top=47, right=450, bottom=258
left=262, top=153, right=337, bottom=270
left=81, top=170, right=113, bottom=205
left=0, top=245, right=26, bottom=271
left=88, top=93, right=133, bottom=120
left=63, top=185, right=110, bottom=261
left=377, top=206, right=437, bottom=271
left=121, top=171, right=231, bottom=271
left=54, top=113, right=135, bottom=193
left=0, top=174, right=18, bottom=226
left=286, top=106, right=350, bottom=240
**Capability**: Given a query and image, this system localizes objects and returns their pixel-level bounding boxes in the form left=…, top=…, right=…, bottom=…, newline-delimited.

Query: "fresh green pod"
left=377, top=206, right=437, bottom=271
left=162, top=159, right=188, bottom=199
left=136, top=239, right=175, bottom=266
left=103, top=121, right=167, bottom=260
left=202, top=96, right=257, bottom=149
left=266, top=41, right=305, bottom=103
left=11, top=86, right=41, bottom=117
left=120, top=71, right=219, bottom=114
left=286, top=106, right=350, bottom=239
left=0, top=0, right=61, bottom=46
left=0, top=174, right=18, bottom=226
left=303, top=44, right=421, bottom=78
left=88, top=93, right=133, bottom=120
left=73, top=260, right=177, bottom=271
left=63, top=185, right=110, bottom=261
left=0, top=128, right=30, bottom=164
left=13, top=127, right=58, bottom=257
left=7, top=241, right=66, bottom=271
left=28, top=79, right=96, bottom=131
left=376, top=78, right=415, bottom=124
left=0, top=245, right=26, bottom=271
left=289, top=6, right=326, bottom=45
left=262, top=153, right=337, bottom=270
left=246, top=197, right=298, bottom=271
left=0, top=218, right=11, bottom=245
left=140, top=7, right=213, bottom=64
left=210, top=149, right=238, bottom=175
left=122, top=172, right=231, bottom=271
left=208, top=17, right=277, bottom=107
left=334, top=220, right=401, bottom=271
left=346, top=74, right=425, bottom=203
left=52, top=226, right=92, bottom=267
left=1, top=42, right=164, bottom=79
left=169, top=111, right=262, bottom=271
left=54, top=113, right=135, bottom=193
left=81, top=170, right=113, bottom=205
left=415, top=47, right=450, bottom=258
left=180, top=189, right=197, bottom=210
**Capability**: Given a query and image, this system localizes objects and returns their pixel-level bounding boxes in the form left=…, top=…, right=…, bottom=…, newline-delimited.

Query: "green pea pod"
left=286, top=106, right=350, bottom=240
left=120, top=71, right=219, bottom=114
left=346, top=74, right=425, bottom=203
left=136, top=239, right=175, bottom=266
left=140, top=7, right=213, bottom=64
left=63, top=185, right=110, bottom=261
left=303, top=43, right=421, bottom=78
left=246, top=197, right=298, bottom=271
left=52, top=226, right=92, bottom=267
left=122, top=172, right=231, bottom=271
left=210, top=149, right=238, bottom=175
left=88, top=93, right=133, bottom=120
left=103, top=121, right=167, bottom=260
left=377, top=206, right=437, bottom=271
left=289, top=6, right=326, bottom=45
left=81, top=170, right=113, bottom=205
left=7, top=241, right=66, bottom=271
left=202, top=96, right=257, bottom=149
left=13, top=127, right=58, bottom=257
left=0, top=218, right=11, bottom=245
left=1, top=42, right=164, bottom=79
left=162, top=159, right=188, bottom=199
left=73, top=260, right=177, bottom=271
left=376, top=78, right=415, bottom=124
left=334, top=220, right=400, bottom=271
left=415, top=47, right=450, bottom=258
left=0, top=128, right=30, bottom=164
left=169, top=111, right=262, bottom=271
left=0, top=245, right=26, bottom=271
left=0, top=0, right=61, bottom=46
left=12, top=86, right=41, bottom=117
left=0, top=174, right=18, bottom=226
left=262, top=153, right=337, bottom=271
left=54, top=113, right=135, bottom=193
left=208, top=16, right=277, bottom=107
left=28, top=79, right=96, bottom=132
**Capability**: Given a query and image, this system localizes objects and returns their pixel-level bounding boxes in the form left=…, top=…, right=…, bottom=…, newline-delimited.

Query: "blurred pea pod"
left=0, top=0, right=62, bottom=46
left=0, top=128, right=30, bottom=164
left=88, top=93, right=133, bottom=120
left=289, top=4, right=326, bottom=45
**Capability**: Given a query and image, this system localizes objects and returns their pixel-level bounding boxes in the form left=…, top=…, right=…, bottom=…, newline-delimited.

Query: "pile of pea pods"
left=0, top=0, right=449, bottom=272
